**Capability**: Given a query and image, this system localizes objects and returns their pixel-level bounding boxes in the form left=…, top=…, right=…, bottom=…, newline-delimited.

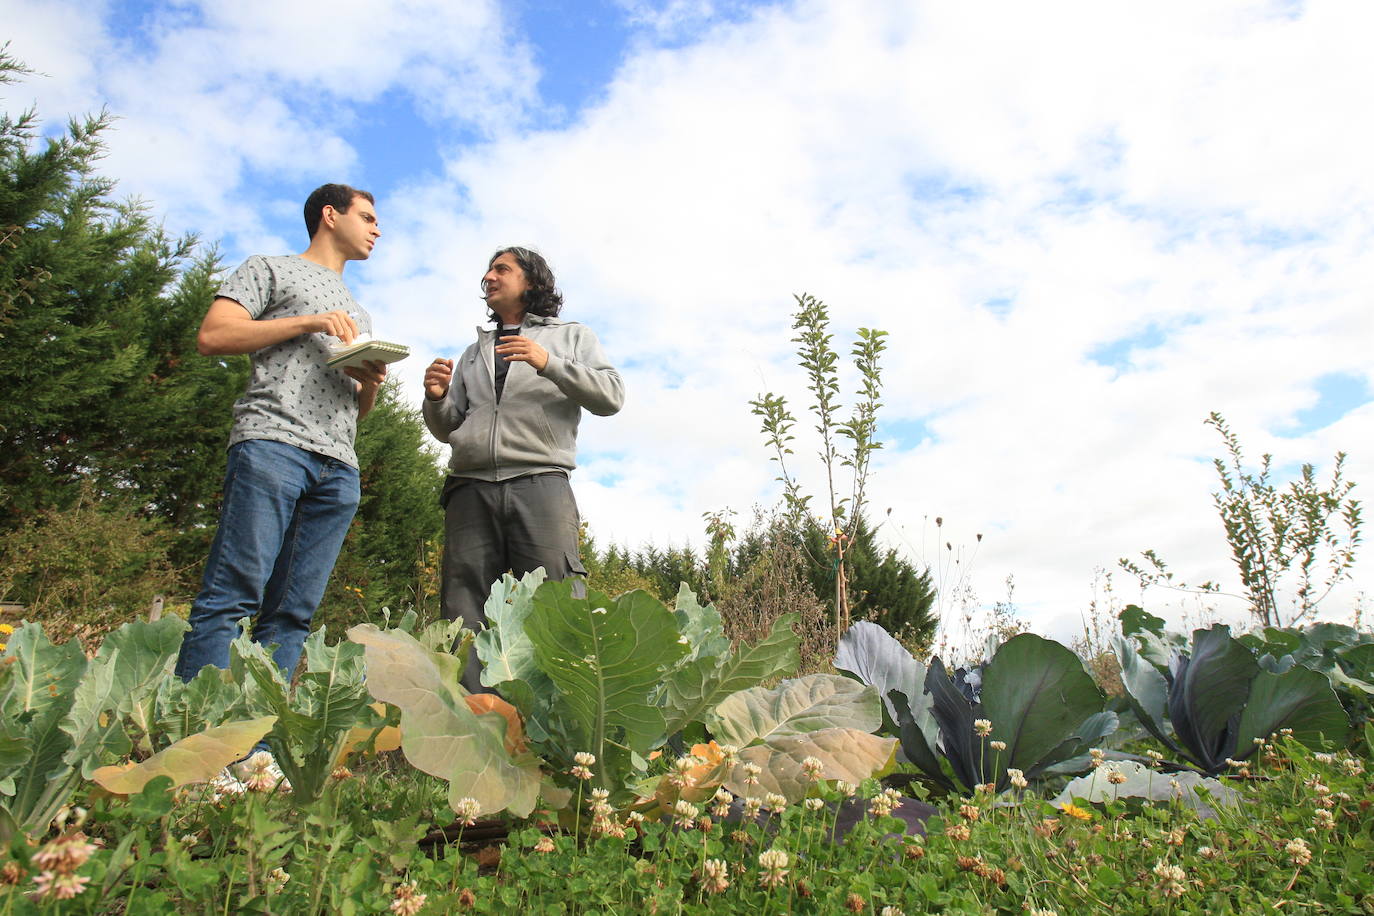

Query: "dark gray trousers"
left=440, top=472, right=586, bottom=693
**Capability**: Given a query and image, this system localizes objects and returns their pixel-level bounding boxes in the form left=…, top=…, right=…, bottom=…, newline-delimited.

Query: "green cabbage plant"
left=1237, top=622, right=1373, bottom=728
left=1114, top=623, right=1350, bottom=775
left=0, top=617, right=275, bottom=838
left=835, top=621, right=1117, bottom=794
left=349, top=574, right=896, bottom=819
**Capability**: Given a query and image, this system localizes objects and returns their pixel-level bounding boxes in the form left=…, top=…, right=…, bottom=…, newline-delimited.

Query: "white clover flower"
left=238, top=751, right=289, bottom=793
left=804, top=797, right=826, bottom=812
left=1285, top=837, right=1312, bottom=866
left=763, top=792, right=789, bottom=813
left=701, top=858, right=730, bottom=894
left=674, top=799, right=699, bottom=829
left=757, top=848, right=790, bottom=888
left=989, top=740, right=1006, bottom=752
left=389, top=882, right=427, bottom=916
left=1152, top=860, right=1187, bottom=897
left=1007, top=768, right=1028, bottom=790
left=454, top=797, right=481, bottom=826
left=973, top=719, right=993, bottom=737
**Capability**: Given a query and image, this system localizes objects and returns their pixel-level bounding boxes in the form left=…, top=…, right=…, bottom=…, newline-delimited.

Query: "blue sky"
left=5, top=0, right=1373, bottom=647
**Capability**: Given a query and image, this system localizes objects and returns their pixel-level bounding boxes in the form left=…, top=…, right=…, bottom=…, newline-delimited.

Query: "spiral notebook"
left=326, top=335, right=411, bottom=369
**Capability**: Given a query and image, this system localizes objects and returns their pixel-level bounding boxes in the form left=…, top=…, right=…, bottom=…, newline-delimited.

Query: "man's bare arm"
left=197, top=297, right=360, bottom=356
left=345, top=360, right=388, bottom=419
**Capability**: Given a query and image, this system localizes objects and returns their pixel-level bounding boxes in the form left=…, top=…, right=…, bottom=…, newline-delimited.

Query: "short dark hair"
left=487, top=246, right=564, bottom=319
left=304, top=183, right=375, bottom=238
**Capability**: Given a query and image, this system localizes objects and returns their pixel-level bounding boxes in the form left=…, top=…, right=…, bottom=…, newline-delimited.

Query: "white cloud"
left=1, top=0, right=538, bottom=245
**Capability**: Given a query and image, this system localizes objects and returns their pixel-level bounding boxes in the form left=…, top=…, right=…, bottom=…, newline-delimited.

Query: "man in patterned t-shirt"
left=175, top=184, right=386, bottom=685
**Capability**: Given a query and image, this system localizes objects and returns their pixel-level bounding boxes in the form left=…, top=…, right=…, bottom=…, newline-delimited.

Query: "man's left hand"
left=496, top=335, right=549, bottom=372
left=344, top=359, right=388, bottom=388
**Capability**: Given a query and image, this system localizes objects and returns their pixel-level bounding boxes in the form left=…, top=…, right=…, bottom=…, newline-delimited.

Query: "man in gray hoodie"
left=422, top=246, right=623, bottom=691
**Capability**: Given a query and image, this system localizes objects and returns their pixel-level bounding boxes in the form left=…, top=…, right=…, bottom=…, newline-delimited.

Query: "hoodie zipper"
left=487, top=327, right=501, bottom=479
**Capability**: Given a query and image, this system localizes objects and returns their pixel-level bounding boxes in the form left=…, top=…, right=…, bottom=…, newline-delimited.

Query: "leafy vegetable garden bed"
left=1, top=574, right=1370, bottom=914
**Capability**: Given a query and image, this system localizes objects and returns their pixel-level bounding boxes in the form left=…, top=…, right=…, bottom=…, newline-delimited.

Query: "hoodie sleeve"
left=539, top=324, right=625, bottom=417
left=422, top=347, right=472, bottom=441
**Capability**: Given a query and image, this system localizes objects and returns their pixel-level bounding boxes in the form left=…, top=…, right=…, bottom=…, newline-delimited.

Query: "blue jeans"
left=175, top=439, right=360, bottom=682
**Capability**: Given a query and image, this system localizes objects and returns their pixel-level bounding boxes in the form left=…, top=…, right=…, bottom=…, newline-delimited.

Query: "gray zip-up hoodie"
left=422, top=313, right=624, bottom=481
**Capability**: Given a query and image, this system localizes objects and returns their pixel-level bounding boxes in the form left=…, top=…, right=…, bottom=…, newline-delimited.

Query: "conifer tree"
left=0, top=47, right=242, bottom=543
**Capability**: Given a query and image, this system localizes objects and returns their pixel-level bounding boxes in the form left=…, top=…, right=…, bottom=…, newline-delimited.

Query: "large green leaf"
left=61, top=644, right=132, bottom=774
left=474, top=569, right=550, bottom=691
left=96, top=617, right=188, bottom=740
left=672, top=583, right=731, bottom=664
left=1113, top=634, right=1182, bottom=756
left=1236, top=666, right=1349, bottom=750
left=0, top=623, right=86, bottom=728
left=348, top=624, right=541, bottom=818
left=979, top=633, right=1108, bottom=773
left=724, top=728, right=896, bottom=803
left=1169, top=626, right=1256, bottom=770
left=1025, top=710, right=1120, bottom=778
left=64, top=617, right=189, bottom=771
left=891, top=688, right=953, bottom=791
left=661, top=613, right=799, bottom=737
left=1119, top=605, right=1186, bottom=670
left=834, top=620, right=930, bottom=734
left=525, top=583, right=684, bottom=785
left=0, top=624, right=86, bottom=824
left=709, top=674, right=880, bottom=747
left=154, top=665, right=244, bottom=746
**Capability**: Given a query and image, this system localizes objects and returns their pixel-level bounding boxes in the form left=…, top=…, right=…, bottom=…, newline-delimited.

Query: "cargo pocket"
left=565, top=552, right=589, bottom=599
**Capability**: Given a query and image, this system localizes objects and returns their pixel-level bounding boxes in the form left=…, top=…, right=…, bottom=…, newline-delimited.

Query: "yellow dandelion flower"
left=1058, top=801, right=1092, bottom=821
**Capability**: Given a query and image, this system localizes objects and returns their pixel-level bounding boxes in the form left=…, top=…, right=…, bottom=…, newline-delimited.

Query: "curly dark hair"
left=486, top=246, right=563, bottom=319
left=304, top=183, right=374, bottom=238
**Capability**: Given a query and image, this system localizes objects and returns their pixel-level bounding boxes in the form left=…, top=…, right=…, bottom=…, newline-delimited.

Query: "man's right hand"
left=309, top=309, right=360, bottom=345
left=424, top=358, right=455, bottom=400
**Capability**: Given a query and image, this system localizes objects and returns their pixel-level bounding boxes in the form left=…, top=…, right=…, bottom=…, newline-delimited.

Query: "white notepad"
left=326, top=335, right=411, bottom=369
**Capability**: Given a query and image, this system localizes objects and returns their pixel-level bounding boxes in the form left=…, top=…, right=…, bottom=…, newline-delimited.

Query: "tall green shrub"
left=0, top=49, right=242, bottom=546
left=1121, top=412, right=1362, bottom=628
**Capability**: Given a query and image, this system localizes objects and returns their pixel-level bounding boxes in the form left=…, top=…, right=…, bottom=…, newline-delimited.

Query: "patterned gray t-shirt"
left=220, top=255, right=373, bottom=468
